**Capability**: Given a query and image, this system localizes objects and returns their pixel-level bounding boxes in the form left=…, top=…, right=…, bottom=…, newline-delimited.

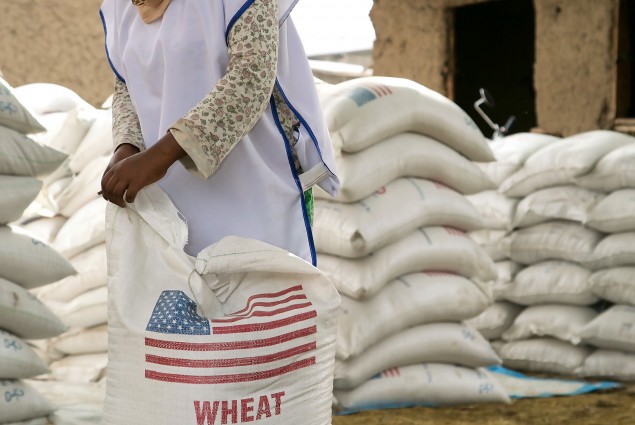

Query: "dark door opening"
left=616, top=0, right=634, bottom=118
left=451, top=0, right=536, bottom=137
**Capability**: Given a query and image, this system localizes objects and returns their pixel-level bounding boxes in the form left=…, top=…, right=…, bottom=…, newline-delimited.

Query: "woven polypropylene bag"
left=0, top=77, right=46, bottom=134
left=102, top=185, right=340, bottom=425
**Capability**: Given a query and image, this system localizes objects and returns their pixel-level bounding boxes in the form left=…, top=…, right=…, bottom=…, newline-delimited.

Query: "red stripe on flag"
left=212, top=302, right=314, bottom=323
left=372, top=84, right=392, bottom=97
left=444, top=226, right=467, bottom=237
left=146, top=342, right=316, bottom=368
left=368, top=84, right=386, bottom=97
left=229, top=285, right=304, bottom=315
left=145, top=326, right=317, bottom=351
left=229, top=294, right=308, bottom=318
left=145, top=357, right=316, bottom=384
left=213, top=311, right=317, bottom=334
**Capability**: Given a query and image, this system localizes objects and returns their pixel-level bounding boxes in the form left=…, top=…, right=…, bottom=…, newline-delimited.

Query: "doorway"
left=616, top=0, right=634, bottom=119
left=450, top=0, right=536, bottom=137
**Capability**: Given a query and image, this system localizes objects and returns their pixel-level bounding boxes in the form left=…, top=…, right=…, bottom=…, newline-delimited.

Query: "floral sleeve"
left=112, top=77, right=145, bottom=152
left=169, top=0, right=279, bottom=178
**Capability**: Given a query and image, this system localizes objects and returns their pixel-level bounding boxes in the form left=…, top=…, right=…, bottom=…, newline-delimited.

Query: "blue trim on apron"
left=274, top=80, right=337, bottom=180
left=225, top=0, right=257, bottom=43
left=270, top=97, right=317, bottom=267
left=99, top=9, right=126, bottom=83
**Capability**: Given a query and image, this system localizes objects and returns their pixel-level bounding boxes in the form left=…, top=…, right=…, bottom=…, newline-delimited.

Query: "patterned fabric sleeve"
left=112, top=77, right=146, bottom=152
left=169, top=0, right=279, bottom=178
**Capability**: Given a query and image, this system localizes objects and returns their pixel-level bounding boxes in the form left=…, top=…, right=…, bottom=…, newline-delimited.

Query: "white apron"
left=99, top=0, right=339, bottom=264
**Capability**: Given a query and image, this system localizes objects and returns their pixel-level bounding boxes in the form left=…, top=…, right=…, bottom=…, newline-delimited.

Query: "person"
left=99, top=0, right=339, bottom=265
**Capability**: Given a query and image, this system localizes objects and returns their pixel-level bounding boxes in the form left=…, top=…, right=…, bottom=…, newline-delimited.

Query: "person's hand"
left=103, top=143, right=140, bottom=178
left=100, top=133, right=186, bottom=208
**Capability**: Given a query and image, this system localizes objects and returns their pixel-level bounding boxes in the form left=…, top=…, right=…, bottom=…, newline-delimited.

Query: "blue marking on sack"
left=349, top=87, right=377, bottom=107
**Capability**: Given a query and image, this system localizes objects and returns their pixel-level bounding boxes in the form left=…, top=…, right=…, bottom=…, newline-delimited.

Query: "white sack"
left=466, top=302, right=524, bottom=340
left=41, top=156, right=72, bottom=189
left=0, top=176, right=42, bottom=224
left=58, top=286, right=108, bottom=330
left=497, top=338, right=592, bottom=376
left=466, top=191, right=518, bottom=230
left=336, top=273, right=491, bottom=359
left=468, top=229, right=511, bottom=262
left=46, top=104, right=97, bottom=155
left=589, top=267, right=635, bottom=306
left=580, top=350, right=635, bottom=381
left=333, top=364, right=509, bottom=412
left=52, top=324, right=108, bottom=356
left=579, top=305, right=635, bottom=353
left=586, top=189, right=635, bottom=233
left=53, top=197, right=106, bottom=258
left=0, top=77, right=45, bottom=134
left=323, top=76, right=494, bottom=162
left=33, top=244, right=107, bottom=303
left=477, top=133, right=560, bottom=187
left=586, top=232, right=635, bottom=270
left=14, top=82, right=91, bottom=116
left=334, top=323, right=500, bottom=390
left=314, top=178, right=483, bottom=258
left=69, top=110, right=113, bottom=174
left=500, top=130, right=634, bottom=197
left=17, top=216, right=67, bottom=245
left=102, top=185, right=340, bottom=425
left=318, top=226, right=498, bottom=300
left=50, top=353, right=108, bottom=384
left=0, top=226, right=75, bottom=289
left=43, top=175, right=72, bottom=209
left=482, top=262, right=522, bottom=301
left=0, top=330, right=49, bottom=379
left=510, top=221, right=603, bottom=265
left=0, top=277, right=68, bottom=339
left=502, top=304, right=597, bottom=344
left=52, top=155, right=110, bottom=217
left=504, top=261, right=597, bottom=305
left=512, top=186, right=604, bottom=228
left=316, top=133, right=495, bottom=203
left=0, top=127, right=67, bottom=176
left=4, top=416, right=49, bottom=425
left=28, top=111, right=69, bottom=146
left=576, top=143, right=635, bottom=192
left=0, top=380, right=55, bottom=424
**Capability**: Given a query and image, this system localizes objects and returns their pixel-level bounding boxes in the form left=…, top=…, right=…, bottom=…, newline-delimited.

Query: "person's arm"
left=101, top=0, right=279, bottom=207
left=169, top=0, right=279, bottom=178
left=112, top=78, right=145, bottom=153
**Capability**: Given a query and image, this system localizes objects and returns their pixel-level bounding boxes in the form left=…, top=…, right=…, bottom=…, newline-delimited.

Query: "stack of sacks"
left=466, top=133, right=560, bottom=341
left=0, top=77, right=75, bottom=424
left=14, top=83, right=93, bottom=147
left=571, top=142, right=635, bottom=381
left=6, top=84, right=112, bottom=388
left=33, top=199, right=109, bottom=385
left=313, top=77, right=509, bottom=412
left=13, top=83, right=111, bottom=219
left=490, top=130, right=635, bottom=377
left=10, top=84, right=113, bottom=387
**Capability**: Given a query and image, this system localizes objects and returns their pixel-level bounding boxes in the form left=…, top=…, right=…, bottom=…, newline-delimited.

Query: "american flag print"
left=349, top=83, right=393, bottom=107
left=381, top=368, right=401, bottom=378
left=443, top=226, right=468, bottom=238
left=144, top=285, right=318, bottom=385
left=369, top=367, right=401, bottom=381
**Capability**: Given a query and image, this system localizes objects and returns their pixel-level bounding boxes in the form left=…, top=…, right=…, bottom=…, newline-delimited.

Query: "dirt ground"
left=333, top=388, right=635, bottom=425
